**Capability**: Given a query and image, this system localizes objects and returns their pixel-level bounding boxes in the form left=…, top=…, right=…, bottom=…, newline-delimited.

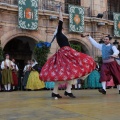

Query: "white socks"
left=13, top=86, right=15, bottom=90
left=75, top=84, right=81, bottom=89
left=53, top=82, right=59, bottom=94
left=4, top=84, right=11, bottom=90
left=66, top=83, right=72, bottom=93
left=102, top=82, right=106, bottom=91
left=117, top=85, right=120, bottom=91
left=78, top=84, right=81, bottom=88
left=75, top=84, right=77, bottom=89
left=53, top=82, right=72, bottom=94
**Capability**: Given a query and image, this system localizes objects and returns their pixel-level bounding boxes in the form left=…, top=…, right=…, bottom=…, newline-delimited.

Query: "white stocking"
left=52, top=82, right=59, bottom=94
left=102, top=82, right=106, bottom=91
left=75, top=84, right=77, bottom=89
left=8, top=84, right=11, bottom=90
left=78, top=84, right=81, bottom=88
left=66, top=83, right=72, bottom=93
left=4, top=85, right=7, bottom=90
left=117, top=85, right=120, bottom=90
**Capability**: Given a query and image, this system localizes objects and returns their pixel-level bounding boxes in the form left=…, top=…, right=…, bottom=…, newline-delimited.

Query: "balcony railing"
left=0, top=0, right=18, bottom=5
left=0, top=0, right=91, bottom=17
left=103, top=11, right=113, bottom=20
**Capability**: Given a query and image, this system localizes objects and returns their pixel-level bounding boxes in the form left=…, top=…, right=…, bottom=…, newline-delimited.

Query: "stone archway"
left=69, top=38, right=91, bottom=55
left=1, top=29, right=45, bottom=48
left=3, top=36, right=37, bottom=73
left=3, top=36, right=36, bottom=60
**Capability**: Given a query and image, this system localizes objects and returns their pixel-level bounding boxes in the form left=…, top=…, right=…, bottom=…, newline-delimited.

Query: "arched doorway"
left=3, top=36, right=36, bottom=72
left=70, top=40, right=89, bottom=54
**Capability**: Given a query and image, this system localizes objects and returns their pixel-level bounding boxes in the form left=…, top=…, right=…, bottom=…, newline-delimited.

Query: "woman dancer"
left=26, top=59, right=45, bottom=90
left=40, top=6, right=96, bottom=98
left=22, top=60, right=31, bottom=90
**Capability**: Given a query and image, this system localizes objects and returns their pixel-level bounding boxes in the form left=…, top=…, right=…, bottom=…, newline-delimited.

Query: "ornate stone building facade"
left=0, top=0, right=119, bottom=68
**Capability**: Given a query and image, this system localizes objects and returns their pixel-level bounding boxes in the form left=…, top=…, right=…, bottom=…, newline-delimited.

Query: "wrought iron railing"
left=0, top=0, right=91, bottom=17
left=0, top=0, right=18, bottom=5
left=103, top=11, right=113, bottom=20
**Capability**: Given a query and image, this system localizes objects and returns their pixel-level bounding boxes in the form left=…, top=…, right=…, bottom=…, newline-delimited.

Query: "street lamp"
left=99, top=39, right=104, bottom=44
left=113, top=40, right=119, bottom=48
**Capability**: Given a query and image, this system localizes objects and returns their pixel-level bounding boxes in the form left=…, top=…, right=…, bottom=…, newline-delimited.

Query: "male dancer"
left=86, top=35, right=120, bottom=94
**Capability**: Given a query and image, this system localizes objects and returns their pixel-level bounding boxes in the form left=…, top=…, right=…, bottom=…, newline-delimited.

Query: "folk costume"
left=88, top=36, right=120, bottom=94
left=1, top=58, right=14, bottom=91
left=87, top=69, right=102, bottom=89
left=40, top=19, right=96, bottom=98
left=106, top=77, right=115, bottom=88
left=0, top=66, right=2, bottom=91
left=12, top=63, right=19, bottom=89
left=45, top=82, right=55, bottom=90
left=22, top=64, right=31, bottom=89
left=26, top=61, right=45, bottom=90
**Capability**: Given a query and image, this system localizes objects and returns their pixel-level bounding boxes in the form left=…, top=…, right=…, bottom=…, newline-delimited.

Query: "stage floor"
left=0, top=89, right=120, bottom=120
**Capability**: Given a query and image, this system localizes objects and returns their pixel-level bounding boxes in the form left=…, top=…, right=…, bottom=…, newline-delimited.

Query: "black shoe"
left=64, top=91, right=76, bottom=98
left=119, top=90, right=120, bottom=94
left=8, top=90, right=12, bottom=92
left=51, top=93, right=62, bottom=98
left=98, top=89, right=106, bottom=94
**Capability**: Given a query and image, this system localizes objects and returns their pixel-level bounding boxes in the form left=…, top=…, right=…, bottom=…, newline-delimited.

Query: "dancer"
left=87, top=64, right=102, bottom=89
left=86, top=35, right=120, bottom=94
left=11, top=58, right=19, bottom=91
left=0, top=63, right=2, bottom=91
left=1, top=54, right=14, bottom=91
left=75, top=78, right=82, bottom=90
left=40, top=6, right=96, bottom=98
left=26, top=59, right=45, bottom=90
left=22, top=60, right=31, bottom=90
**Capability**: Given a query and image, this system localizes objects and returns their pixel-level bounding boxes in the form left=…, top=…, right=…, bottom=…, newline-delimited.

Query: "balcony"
left=0, top=0, right=18, bottom=5
left=0, top=0, right=91, bottom=17
left=103, top=11, right=113, bottom=20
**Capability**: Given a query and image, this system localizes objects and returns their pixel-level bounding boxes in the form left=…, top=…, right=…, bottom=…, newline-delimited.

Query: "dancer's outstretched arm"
left=57, top=6, right=63, bottom=34
left=86, top=35, right=102, bottom=50
left=53, top=5, right=63, bottom=36
left=59, top=5, right=63, bottom=22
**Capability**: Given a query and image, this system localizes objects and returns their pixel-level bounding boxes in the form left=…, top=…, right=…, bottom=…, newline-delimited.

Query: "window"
left=65, top=0, right=81, bottom=13
left=108, top=0, right=120, bottom=20
left=108, top=0, right=120, bottom=12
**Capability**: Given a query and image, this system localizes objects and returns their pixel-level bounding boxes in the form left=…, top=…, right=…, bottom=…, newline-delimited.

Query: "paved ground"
left=0, top=89, right=120, bottom=120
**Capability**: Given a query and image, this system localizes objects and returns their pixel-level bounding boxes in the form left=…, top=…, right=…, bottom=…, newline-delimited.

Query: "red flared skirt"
left=40, top=46, right=96, bottom=82
left=12, top=71, right=18, bottom=86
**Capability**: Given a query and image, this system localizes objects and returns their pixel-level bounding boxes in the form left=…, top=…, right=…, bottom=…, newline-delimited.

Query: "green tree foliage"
left=0, top=46, right=4, bottom=62
left=96, top=56, right=102, bottom=66
left=70, top=43, right=81, bottom=52
left=34, top=41, right=50, bottom=68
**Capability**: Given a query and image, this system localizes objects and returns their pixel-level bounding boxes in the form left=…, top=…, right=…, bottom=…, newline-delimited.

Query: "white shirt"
left=13, top=63, right=19, bottom=71
left=1, top=59, right=14, bottom=69
left=88, top=36, right=119, bottom=56
left=23, top=64, right=31, bottom=72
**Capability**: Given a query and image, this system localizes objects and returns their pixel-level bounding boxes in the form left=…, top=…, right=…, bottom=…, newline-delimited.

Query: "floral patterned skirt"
left=40, top=46, right=96, bottom=82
